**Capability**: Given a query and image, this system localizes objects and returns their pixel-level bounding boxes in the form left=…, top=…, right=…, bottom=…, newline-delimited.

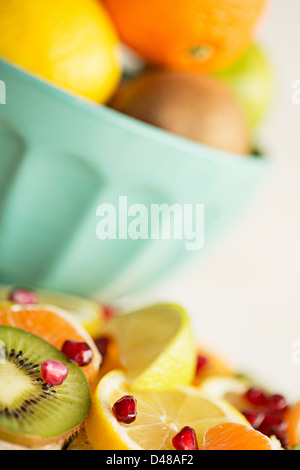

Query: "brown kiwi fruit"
left=110, top=70, right=250, bottom=155
left=0, top=325, right=91, bottom=449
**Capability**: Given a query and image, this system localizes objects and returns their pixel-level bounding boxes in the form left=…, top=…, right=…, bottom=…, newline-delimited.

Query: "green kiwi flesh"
left=0, top=325, right=91, bottom=448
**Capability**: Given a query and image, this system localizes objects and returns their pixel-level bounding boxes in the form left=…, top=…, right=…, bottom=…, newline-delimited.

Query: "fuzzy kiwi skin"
left=110, top=70, right=250, bottom=155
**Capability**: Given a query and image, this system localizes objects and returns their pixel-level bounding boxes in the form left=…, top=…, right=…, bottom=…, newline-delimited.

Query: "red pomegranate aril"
left=112, top=395, right=137, bottom=424
left=258, top=412, right=288, bottom=448
left=102, top=305, right=117, bottom=320
left=9, top=288, right=37, bottom=305
left=245, top=387, right=268, bottom=407
left=172, top=426, right=199, bottom=450
left=61, top=340, right=93, bottom=367
left=243, top=409, right=265, bottom=429
left=260, top=411, right=287, bottom=431
left=95, top=336, right=110, bottom=359
left=267, top=394, right=288, bottom=414
left=195, top=355, right=208, bottom=375
left=41, top=360, right=68, bottom=386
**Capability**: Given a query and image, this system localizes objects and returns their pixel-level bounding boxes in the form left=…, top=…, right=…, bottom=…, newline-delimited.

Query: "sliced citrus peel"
left=85, top=370, right=251, bottom=450
left=284, top=401, right=300, bottom=448
left=102, top=304, right=197, bottom=391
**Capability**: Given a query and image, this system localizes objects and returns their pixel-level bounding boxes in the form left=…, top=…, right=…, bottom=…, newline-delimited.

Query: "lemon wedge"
left=85, top=370, right=250, bottom=450
left=103, top=304, right=197, bottom=391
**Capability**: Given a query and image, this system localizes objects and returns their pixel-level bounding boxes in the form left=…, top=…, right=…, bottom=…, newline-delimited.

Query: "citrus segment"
left=85, top=370, right=250, bottom=450
left=284, top=402, right=300, bottom=448
left=0, top=285, right=104, bottom=339
left=103, top=304, right=196, bottom=391
left=0, top=305, right=101, bottom=386
left=193, top=348, right=233, bottom=385
left=202, top=422, right=277, bottom=450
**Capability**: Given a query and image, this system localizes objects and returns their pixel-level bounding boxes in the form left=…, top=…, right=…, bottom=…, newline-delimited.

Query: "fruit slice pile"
left=0, top=305, right=102, bottom=387
left=1, top=294, right=300, bottom=451
left=85, top=370, right=251, bottom=450
left=0, top=285, right=105, bottom=339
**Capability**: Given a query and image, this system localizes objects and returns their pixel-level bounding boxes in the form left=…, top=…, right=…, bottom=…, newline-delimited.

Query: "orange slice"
left=202, top=422, right=278, bottom=450
left=193, top=348, right=233, bottom=385
left=0, top=305, right=101, bottom=387
left=284, top=401, right=300, bottom=448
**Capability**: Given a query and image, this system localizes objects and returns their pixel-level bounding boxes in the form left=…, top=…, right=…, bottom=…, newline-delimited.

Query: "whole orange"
left=102, top=0, right=269, bottom=73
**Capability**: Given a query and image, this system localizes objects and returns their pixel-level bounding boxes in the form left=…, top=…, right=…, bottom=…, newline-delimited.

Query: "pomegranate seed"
left=267, top=394, right=288, bottom=414
left=258, top=411, right=288, bottom=448
left=102, top=305, right=116, bottom=320
left=245, top=387, right=268, bottom=407
left=259, top=411, right=287, bottom=431
left=41, top=360, right=68, bottom=386
left=242, top=409, right=265, bottom=429
left=172, top=426, right=199, bottom=450
left=9, top=288, right=37, bottom=305
left=61, top=340, right=93, bottom=367
left=195, top=355, right=208, bottom=375
left=95, top=337, right=109, bottom=360
left=112, top=395, right=137, bottom=424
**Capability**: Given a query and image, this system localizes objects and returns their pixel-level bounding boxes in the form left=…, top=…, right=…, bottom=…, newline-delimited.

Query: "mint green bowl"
left=0, top=58, right=268, bottom=300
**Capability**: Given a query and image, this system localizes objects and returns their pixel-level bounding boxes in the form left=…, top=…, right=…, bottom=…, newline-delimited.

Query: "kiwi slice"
left=0, top=325, right=91, bottom=449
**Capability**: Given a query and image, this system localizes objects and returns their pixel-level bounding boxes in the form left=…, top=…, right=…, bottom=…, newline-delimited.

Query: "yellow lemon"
left=103, top=304, right=197, bottom=391
left=0, top=0, right=122, bottom=102
left=85, top=370, right=250, bottom=450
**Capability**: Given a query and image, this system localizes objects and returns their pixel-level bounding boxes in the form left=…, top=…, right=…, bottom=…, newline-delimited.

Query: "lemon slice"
left=103, top=304, right=197, bottom=391
left=0, top=285, right=103, bottom=338
left=85, top=370, right=250, bottom=450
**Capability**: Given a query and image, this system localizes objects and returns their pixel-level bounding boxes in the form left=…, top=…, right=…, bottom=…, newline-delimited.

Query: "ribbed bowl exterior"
left=0, top=59, right=268, bottom=300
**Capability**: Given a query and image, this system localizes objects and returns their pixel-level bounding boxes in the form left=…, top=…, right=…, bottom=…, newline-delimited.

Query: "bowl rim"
left=0, top=56, right=267, bottom=169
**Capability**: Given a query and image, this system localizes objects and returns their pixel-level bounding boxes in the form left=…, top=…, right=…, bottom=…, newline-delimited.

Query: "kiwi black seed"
left=0, top=325, right=91, bottom=448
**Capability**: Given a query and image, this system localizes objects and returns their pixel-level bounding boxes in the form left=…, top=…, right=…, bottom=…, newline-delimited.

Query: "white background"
left=127, top=0, right=300, bottom=400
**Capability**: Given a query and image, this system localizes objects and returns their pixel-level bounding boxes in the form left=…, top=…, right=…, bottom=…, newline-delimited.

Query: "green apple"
left=215, top=43, right=273, bottom=130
